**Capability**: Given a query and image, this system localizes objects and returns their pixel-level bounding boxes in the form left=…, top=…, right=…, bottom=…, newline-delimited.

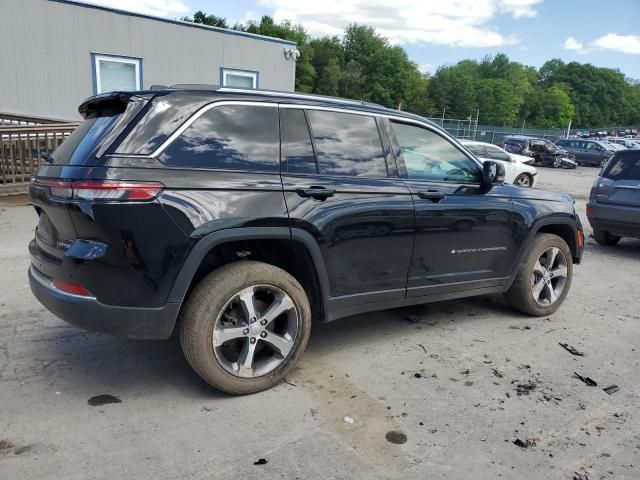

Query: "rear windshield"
left=51, top=114, right=122, bottom=165
left=602, top=153, right=640, bottom=180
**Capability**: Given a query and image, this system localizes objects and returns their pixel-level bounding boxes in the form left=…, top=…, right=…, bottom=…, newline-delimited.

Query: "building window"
left=92, top=53, right=142, bottom=94
left=220, top=68, right=258, bottom=89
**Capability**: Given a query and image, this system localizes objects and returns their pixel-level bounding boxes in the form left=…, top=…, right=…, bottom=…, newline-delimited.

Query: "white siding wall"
left=0, top=0, right=296, bottom=120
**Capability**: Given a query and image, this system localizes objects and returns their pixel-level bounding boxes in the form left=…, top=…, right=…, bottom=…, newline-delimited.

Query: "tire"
left=504, top=233, right=573, bottom=317
left=593, top=228, right=621, bottom=246
left=514, top=173, right=532, bottom=188
left=179, top=260, right=311, bottom=395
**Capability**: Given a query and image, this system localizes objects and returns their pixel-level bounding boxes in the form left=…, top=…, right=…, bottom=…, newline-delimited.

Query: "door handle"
left=296, top=186, right=335, bottom=200
left=416, top=190, right=446, bottom=202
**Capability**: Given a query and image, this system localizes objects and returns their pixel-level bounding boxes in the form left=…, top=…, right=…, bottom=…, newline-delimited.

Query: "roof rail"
left=217, top=87, right=384, bottom=108
left=169, top=84, right=223, bottom=90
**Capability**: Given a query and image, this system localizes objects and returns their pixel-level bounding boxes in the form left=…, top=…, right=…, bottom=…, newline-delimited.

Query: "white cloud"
left=564, top=36, right=583, bottom=51
left=257, top=0, right=541, bottom=48
left=564, top=33, right=640, bottom=55
left=499, top=0, right=543, bottom=18
left=418, top=63, right=434, bottom=74
left=79, top=0, right=189, bottom=18
left=591, top=33, right=640, bottom=55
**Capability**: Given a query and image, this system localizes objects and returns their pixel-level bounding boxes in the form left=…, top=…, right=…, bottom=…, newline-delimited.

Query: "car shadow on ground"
left=585, top=237, right=640, bottom=259
left=38, top=295, right=516, bottom=399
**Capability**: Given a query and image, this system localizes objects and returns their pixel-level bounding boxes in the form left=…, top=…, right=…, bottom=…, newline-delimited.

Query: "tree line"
left=182, top=12, right=640, bottom=129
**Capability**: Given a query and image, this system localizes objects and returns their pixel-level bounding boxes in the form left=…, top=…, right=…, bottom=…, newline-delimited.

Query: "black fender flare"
left=508, top=216, right=580, bottom=281
left=166, top=227, right=331, bottom=308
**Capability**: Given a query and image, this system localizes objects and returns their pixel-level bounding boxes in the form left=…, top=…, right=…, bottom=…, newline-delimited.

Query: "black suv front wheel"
left=504, top=234, right=573, bottom=316
left=180, top=261, right=311, bottom=394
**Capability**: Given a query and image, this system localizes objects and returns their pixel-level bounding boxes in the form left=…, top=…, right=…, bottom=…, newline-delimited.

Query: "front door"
left=280, top=107, right=415, bottom=305
left=386, top=120, right=518, bottom=298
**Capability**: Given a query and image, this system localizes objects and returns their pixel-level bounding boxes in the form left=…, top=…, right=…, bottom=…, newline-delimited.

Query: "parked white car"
left=459, top=140, right=538, bottom=187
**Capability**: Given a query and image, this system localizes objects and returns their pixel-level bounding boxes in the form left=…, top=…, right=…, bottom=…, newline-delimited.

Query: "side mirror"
left=483, top=161, right=505, bottom=185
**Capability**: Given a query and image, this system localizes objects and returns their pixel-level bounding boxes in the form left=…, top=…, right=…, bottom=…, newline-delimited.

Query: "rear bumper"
left=29, top=266, right=180, bottom=339
left=587, top=202, right=640, bottom=238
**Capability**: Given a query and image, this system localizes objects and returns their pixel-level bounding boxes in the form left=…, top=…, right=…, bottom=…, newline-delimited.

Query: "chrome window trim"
left=142, top=100, right=482, bottom=171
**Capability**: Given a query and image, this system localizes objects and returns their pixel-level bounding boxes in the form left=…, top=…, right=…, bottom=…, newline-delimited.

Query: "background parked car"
left=503, top=135, right=576, bottom=169
left=604, top=142, right=627, bottom=151
left=587, top=150, right=640, bottom=245
left=460, top=139, right=538, bottom=187
left=610, top=138, right=640, bottom=149
left=555, top=139, right=615, bottom=167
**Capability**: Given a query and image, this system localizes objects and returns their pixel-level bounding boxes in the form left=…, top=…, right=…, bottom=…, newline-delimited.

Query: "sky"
left=80, top=0, right=640, bottom=79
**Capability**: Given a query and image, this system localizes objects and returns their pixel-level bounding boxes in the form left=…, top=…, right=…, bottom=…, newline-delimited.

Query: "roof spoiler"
left=78, top=92, right=154, bottom=118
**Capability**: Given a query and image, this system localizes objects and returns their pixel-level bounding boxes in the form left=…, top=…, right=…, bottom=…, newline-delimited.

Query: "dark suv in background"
left=555, top=139, right=615, bottom=167
left=29, top=86, right=584, bottom=394
left=587, top=149, right=640, bottom=245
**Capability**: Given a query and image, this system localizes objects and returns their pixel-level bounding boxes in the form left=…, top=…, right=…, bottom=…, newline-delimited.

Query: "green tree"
left=182, top=10, right=228, bottom=28
left=244, top=16, right=316, bottom=92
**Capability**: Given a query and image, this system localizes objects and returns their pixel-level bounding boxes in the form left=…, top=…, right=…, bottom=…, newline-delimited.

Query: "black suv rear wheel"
left=179, top=260, right=311, bottom=394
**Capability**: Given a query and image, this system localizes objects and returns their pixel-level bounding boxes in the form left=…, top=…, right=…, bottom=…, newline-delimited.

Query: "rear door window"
left=602, top=153, right=640, bottom=180
left=160, top=104, right=279, bottom=172
left=281, top=109, right=317, bottom=174
left=305, top=110, right=388, bottom=177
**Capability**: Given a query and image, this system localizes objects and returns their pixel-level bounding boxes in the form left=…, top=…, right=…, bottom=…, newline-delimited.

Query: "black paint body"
left=28, top=88, right=584, bottom=339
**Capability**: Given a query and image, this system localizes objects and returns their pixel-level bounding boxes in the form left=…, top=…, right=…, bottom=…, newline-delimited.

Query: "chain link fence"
left=425, top=116, right=639, bottom=145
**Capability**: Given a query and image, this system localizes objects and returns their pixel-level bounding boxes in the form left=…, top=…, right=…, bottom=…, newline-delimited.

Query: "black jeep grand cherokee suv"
left=29, top=86, right=584, bottom=394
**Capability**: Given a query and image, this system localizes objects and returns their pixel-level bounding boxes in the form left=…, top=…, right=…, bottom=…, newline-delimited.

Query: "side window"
left=282, top=109, right=317, bottom=174
left=485, top=145, right=511, bottom=162
left=306, top=110, right=388, bottom=177
left=160, top=105, right=279, bottom=171
left=391, top=122, right=481, bottom=183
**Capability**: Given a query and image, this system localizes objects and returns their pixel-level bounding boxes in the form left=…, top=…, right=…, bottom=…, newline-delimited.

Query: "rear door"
left=280, top=107, right=414, bottom=303
left=583, top=142, right=602, bottom=165
left=386, top=120, right=517, bottom=298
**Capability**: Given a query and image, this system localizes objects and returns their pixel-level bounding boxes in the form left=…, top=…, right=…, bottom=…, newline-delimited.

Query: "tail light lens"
left=52, top=279, right=94, bottom=297
left=34, top=179, right=164, bottom=201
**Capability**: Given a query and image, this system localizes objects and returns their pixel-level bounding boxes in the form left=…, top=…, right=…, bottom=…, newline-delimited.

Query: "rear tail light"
left=52, top=279, right=94, bottom=297
left=34, top=179, right=164, bottom=201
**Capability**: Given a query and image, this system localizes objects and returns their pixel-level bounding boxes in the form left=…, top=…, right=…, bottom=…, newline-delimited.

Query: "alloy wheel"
left=515, top=174, right=531, bottom=187
left=531, top=247, right=568, bottom=306
left=212, top=284, right=299, bottom=378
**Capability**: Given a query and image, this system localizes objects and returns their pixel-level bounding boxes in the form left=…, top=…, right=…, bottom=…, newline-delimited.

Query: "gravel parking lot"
left=1, top=167, right=638, bottom=480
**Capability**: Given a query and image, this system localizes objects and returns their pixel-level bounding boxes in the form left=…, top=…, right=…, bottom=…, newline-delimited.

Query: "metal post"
left=566, top=119, right=572, bottom=138
left=441, top=108, right=446, bottom=127
left=474, top=109, right=479, bottom=140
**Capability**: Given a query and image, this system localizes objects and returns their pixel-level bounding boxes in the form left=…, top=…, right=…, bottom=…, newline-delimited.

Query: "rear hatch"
left=595, top=151, right=640, bottom=208
left=30, top=92, right=152, bottom=264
